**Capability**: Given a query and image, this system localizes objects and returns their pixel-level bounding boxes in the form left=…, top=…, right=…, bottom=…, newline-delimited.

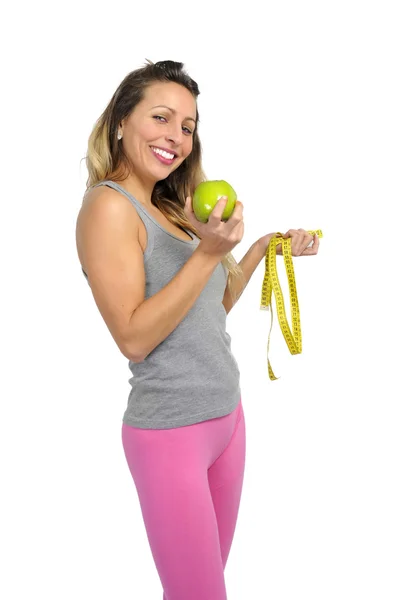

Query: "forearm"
left=126, top=246, right=222, bottom=361
left=223, top=239, right=266, bottom=314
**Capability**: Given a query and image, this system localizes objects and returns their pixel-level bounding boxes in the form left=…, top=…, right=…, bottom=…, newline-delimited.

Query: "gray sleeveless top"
left=82, top=181, right=241, bottom=429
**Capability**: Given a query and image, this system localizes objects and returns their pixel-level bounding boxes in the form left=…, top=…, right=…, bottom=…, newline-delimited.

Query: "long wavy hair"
left=83, top=58, right=246, bottom=304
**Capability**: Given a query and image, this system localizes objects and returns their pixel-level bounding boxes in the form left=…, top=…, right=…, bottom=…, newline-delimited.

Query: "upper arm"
left=76, top=188, right=145, bottom=360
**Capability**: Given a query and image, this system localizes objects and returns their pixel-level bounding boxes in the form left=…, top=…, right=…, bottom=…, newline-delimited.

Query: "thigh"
left=121, top=423, right=229, bottom=600
left=208, top=400, right=246, bottom=568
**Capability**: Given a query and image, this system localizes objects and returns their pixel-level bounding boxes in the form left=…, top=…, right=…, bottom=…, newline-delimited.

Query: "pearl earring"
left=117, top=131, right=123, bottom=140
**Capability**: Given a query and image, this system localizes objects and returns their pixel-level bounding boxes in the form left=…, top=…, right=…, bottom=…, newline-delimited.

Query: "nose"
left=166, top=121, right=184, bottom=146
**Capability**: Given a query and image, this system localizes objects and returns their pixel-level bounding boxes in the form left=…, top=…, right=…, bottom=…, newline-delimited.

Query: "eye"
left=153, top=115, right=193, bottom=135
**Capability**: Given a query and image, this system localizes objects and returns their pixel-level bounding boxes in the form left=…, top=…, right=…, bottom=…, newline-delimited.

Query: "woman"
left=76, top=59, right=319, bottom=600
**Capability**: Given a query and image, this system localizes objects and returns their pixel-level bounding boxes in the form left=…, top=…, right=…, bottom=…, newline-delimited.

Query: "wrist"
left=256, top=234, right=272, bottom=256
left=195, top=244, right=224, bottom=264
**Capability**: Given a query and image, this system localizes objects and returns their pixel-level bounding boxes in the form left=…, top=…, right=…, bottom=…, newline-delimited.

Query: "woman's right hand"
left=184, top=195, right=244, bottom=258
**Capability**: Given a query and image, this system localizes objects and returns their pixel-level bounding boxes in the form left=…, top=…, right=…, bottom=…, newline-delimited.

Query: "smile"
left=150, top=146, right=177, bottom=165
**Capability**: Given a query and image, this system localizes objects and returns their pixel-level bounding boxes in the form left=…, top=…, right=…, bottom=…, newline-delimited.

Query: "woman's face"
left=120, top=81, right=197, bottom=182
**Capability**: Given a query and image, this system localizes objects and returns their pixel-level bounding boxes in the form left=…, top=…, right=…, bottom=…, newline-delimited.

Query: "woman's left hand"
left=258, top=229, right=320, bottom=256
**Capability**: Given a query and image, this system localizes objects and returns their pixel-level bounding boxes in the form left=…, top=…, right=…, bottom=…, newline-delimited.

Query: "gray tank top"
left=82, top=180, right=241, bottom=429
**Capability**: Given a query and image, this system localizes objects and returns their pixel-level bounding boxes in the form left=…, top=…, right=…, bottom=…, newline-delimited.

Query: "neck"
left=112, top=173, right=155, bottom=207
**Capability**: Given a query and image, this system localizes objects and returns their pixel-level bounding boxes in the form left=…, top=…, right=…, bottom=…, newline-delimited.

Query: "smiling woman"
left=82, top=58, right=245, bottom=300
left=76, top=58, right=246, bottom=600
left=114, top=79, right=196, bottom=178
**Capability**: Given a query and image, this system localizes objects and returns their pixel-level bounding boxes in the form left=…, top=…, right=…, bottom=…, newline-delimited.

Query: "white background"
left=1, top=1, right=398, bottom=598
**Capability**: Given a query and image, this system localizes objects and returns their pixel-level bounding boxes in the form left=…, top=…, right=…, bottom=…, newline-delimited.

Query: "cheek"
left=184, top=139, right=193, bottom=157
left=139, top=122, right=158, bottom=142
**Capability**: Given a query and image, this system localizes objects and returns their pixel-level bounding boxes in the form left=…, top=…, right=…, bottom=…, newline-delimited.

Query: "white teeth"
left=151, top=146, right=175, bottom=160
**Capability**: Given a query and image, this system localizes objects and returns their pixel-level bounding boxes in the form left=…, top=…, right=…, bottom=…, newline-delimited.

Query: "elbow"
left=127, top=347, right=146, bottom=363
left=133, top=353, right=146, bottom=364
left=121, top=340, right=146, bottom=363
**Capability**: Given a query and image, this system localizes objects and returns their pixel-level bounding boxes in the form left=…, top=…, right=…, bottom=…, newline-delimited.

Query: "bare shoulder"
left=79, top=184, right=140, bottom=223
left=76, top=184, right=141, bottom=266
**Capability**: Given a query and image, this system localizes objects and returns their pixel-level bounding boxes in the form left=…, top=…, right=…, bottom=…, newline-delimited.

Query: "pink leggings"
left=121, top=397, right=246, bottom=600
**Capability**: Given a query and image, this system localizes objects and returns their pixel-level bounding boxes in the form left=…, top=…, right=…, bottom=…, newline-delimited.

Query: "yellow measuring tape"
left=260, top=229, right=323, bottom=380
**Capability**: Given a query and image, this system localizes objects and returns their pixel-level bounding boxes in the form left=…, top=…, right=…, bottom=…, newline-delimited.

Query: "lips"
left=150, top=145, right=178, bottom=158
left=150, top=146, right=177, bottom=165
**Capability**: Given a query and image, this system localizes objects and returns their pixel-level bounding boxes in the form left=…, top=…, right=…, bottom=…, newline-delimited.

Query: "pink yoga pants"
left=121, top=397, right=246, bottom=600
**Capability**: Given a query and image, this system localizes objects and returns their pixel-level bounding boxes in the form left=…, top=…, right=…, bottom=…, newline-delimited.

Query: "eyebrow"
left=151, top=105, right=196, bottom=124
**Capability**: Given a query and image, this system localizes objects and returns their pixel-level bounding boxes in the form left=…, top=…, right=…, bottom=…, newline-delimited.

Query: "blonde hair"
left=83, top=59, right=246, bottom=304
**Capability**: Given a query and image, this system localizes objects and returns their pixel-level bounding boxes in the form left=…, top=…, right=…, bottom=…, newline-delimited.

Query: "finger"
left=299, top=235, right=320, bottom=255
left=312, top=234, right=320, bottom=250
left=300, top=232, right=318, bottom=253
left=298, top=229, right=312, bottom=245
left=292, top=231, right=313, bottom=255
left=300, top=247, right=319, bottom=255
left=227, top=200, right=243, bottom=225
left=209, top=196, right=229, bottom=222
left=221, top=200, right=243, bottom=229
left=300, top=232, right=314, bottom=253
left=229, top=217, right=244, bottom=241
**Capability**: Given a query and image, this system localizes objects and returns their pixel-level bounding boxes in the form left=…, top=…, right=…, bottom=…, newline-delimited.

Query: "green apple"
left=192, top=180, right=237, bottom=223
